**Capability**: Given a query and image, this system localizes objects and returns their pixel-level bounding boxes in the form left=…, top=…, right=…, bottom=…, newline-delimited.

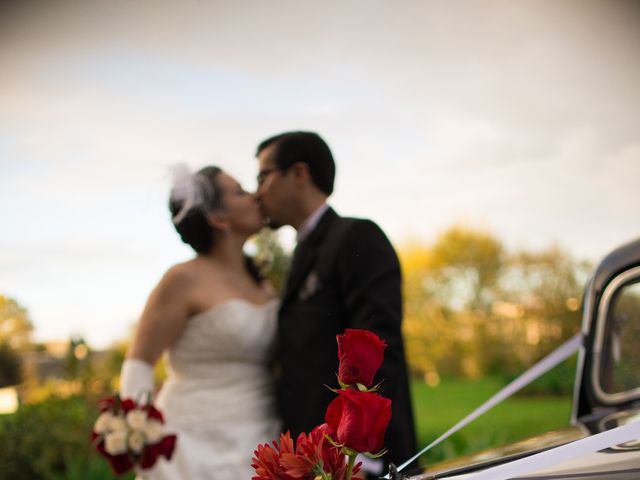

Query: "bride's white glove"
left=119, top=358, right=155, bottom=401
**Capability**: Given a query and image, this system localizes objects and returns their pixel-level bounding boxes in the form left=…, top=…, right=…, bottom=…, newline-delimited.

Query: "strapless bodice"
left=144, top=298, right=281, bottom=479
left=156, top=298, right=279, bottom=425
left=166, top=298, right=279, bottom=377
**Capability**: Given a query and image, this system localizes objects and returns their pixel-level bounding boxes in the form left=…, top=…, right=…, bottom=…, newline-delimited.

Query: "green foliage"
left=0, top=395, right=131, bottom=480
left=400, top=225, right=589, bottom=380
left=251, top=228, right=291, bottom=294
left=516, top=356, right=577, bottom=396
left=49, top=455, right=133, bottom=480
left=63, top=336, right=92, bottom=379
left=0, top=342, right=22, bottom=387
left=429, top=226, right=504, bottom=311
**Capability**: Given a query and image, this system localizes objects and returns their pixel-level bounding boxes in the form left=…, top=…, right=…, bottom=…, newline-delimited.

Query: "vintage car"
left=397, top=237, right=640, bottom=480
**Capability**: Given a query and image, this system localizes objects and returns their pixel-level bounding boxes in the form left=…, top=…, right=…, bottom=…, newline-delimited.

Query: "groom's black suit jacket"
left=276, top=207, right=416, bottom=470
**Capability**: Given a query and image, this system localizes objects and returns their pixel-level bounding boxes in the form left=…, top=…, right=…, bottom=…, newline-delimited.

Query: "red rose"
left=325, top=389, right=391, bottom=454
left=146, top=403, right=165, bottom=422
left=98, top=396, right=116, bottom=413
left=92, top=432, right=135, bottom=475
left=140, top=434, right=177, bottom=469
left=120, top=398, right=136, bottom=413
left=108, top=453, right=135, bottom=475
left=92, top=394, right=176, bottom=475
left=337, top=329, right=387, bottom=387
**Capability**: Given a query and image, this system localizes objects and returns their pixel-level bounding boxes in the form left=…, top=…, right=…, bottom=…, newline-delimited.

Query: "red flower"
left=313, top=423, right=361, bottom=479
left=251, top=432, right=297, bottom=480
left=92, top=430, right=135, bottom=475
left=120, top=398, right=136, bottom=413
left=252, top=329, right=392, bottom=480
left=325, top=389, right=392, bottom=454
left=108, top=453, right=136, bottom=475
left=98, top=396, right=116, bottom=412
left=281, top=424, right=360, bottom=480
left=146, top=403, right=165, bottom=422
left=252, top=426, right=360, bottom=480
left=337, top=329, right=386, bottom=387
left=140, top=434, right=177, bottom=469
left=91, top=394, right=176, bottom=476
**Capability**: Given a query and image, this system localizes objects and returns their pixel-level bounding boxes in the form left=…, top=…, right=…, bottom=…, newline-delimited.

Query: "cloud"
left=1, top=0, right=639, bottom=346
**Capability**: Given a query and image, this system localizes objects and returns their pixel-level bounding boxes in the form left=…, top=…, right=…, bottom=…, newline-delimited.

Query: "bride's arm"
left=120, top=265, right=192, bottom=399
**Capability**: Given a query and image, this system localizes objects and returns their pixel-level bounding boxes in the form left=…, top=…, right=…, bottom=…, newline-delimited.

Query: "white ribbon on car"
left=393, top=333, right=584, bottom=475
left=462, top=419, right=640, bottom=480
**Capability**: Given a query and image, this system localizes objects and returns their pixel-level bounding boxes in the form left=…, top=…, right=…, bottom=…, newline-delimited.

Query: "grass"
left=411, top=377, right=573, bottom=464
left=0, top=378, right=571, bottom=478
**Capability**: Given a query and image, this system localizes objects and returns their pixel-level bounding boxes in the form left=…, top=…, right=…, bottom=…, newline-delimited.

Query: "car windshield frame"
left=592, top=265, right=640, bottom=405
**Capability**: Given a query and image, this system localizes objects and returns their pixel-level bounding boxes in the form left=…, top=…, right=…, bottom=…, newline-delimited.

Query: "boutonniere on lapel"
left=298, top=270, right=322, bottom=301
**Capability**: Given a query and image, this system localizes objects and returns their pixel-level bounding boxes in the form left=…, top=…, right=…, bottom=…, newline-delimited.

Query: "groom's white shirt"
left=296, top=203, right=329, bottom=243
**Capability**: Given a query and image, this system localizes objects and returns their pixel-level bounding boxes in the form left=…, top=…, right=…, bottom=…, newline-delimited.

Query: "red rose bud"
left=146, top=404, right=165, bottom=422
left=325, top=389, right=392, bottom=454
left=139, top=434, right=177, bottom=469
left=337, top=329, right=386, bottom=387
left=120, top=398, right=136, bottom=413
left=107, top=453, right=135, bottom=475
left=98, top=396, right=116, bottom=413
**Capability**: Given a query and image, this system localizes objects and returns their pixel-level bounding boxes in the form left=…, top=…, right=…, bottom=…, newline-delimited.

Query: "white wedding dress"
left=139, top=298, right=281, bottom=479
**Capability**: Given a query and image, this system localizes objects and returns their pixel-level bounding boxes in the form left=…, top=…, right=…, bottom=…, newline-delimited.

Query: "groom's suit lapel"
left=282, top=208, right=338, bottom=306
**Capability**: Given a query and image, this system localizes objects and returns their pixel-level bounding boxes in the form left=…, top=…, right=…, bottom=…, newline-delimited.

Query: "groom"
left=256, top=131, right=416, bottom=475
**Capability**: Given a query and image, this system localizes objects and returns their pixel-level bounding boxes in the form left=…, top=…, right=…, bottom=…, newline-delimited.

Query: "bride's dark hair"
left=169, top=166, right=263, bottom=283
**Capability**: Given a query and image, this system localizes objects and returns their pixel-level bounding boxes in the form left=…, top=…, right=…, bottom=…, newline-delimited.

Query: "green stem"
left=345, top=453, right=357, bottom=480
left=313, top=462, right=331, bottom=480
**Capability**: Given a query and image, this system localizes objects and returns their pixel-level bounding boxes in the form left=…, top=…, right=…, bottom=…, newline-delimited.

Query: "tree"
left=400, top=227, right=506, bottom=378
left=399, top=226, right=589, bottom=380
left=498, top=247, right=590, bottom=361
left=428, top=226, right=504, bottom=313
left=0, top=294, right=34, bottom=350
left=399, top=243, right=451, bottom=379
left=0, top=343, right=22, bottom=387
left=0, top=295, right=33, bottom=387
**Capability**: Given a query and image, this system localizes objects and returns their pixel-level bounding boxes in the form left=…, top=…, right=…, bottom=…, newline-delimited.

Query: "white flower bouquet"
left=91, top=395, right=176, bottom=475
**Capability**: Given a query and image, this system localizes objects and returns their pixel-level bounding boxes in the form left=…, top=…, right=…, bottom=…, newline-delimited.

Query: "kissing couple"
left=119, top=131, right=416, bottom=479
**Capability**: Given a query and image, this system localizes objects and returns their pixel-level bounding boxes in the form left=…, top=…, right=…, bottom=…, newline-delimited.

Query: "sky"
left=1, top=0, right=639, bottom=348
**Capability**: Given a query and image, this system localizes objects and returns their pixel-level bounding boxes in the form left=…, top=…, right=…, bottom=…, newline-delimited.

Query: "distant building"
left=21, top=340, right=112, bottom=383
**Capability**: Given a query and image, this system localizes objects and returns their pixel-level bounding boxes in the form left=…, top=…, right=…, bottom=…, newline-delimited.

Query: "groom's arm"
left=337, top=219, right=403, bottom=355
left=336, top=218, right=416, bottom=467
left=336, top=219, right=411, bottom=392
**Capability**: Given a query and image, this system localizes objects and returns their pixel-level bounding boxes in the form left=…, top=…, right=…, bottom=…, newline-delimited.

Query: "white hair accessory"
left=169, top=164, right=208, bottom=224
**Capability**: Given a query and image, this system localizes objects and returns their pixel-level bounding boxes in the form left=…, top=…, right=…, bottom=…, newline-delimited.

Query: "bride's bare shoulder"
left=157, top=260, right=202, bottom=291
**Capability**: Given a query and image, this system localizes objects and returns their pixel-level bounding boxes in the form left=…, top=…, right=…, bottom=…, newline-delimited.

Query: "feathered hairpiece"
left=169, top=164, right=208, bottom=224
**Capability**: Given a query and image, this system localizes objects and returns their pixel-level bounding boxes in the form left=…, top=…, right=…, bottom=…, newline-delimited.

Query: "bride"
left=119, top=165, right=280, bottom=479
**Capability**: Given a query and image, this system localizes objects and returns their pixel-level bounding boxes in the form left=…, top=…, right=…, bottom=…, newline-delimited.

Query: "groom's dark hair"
left=256, top=131, right=335, bottom=195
